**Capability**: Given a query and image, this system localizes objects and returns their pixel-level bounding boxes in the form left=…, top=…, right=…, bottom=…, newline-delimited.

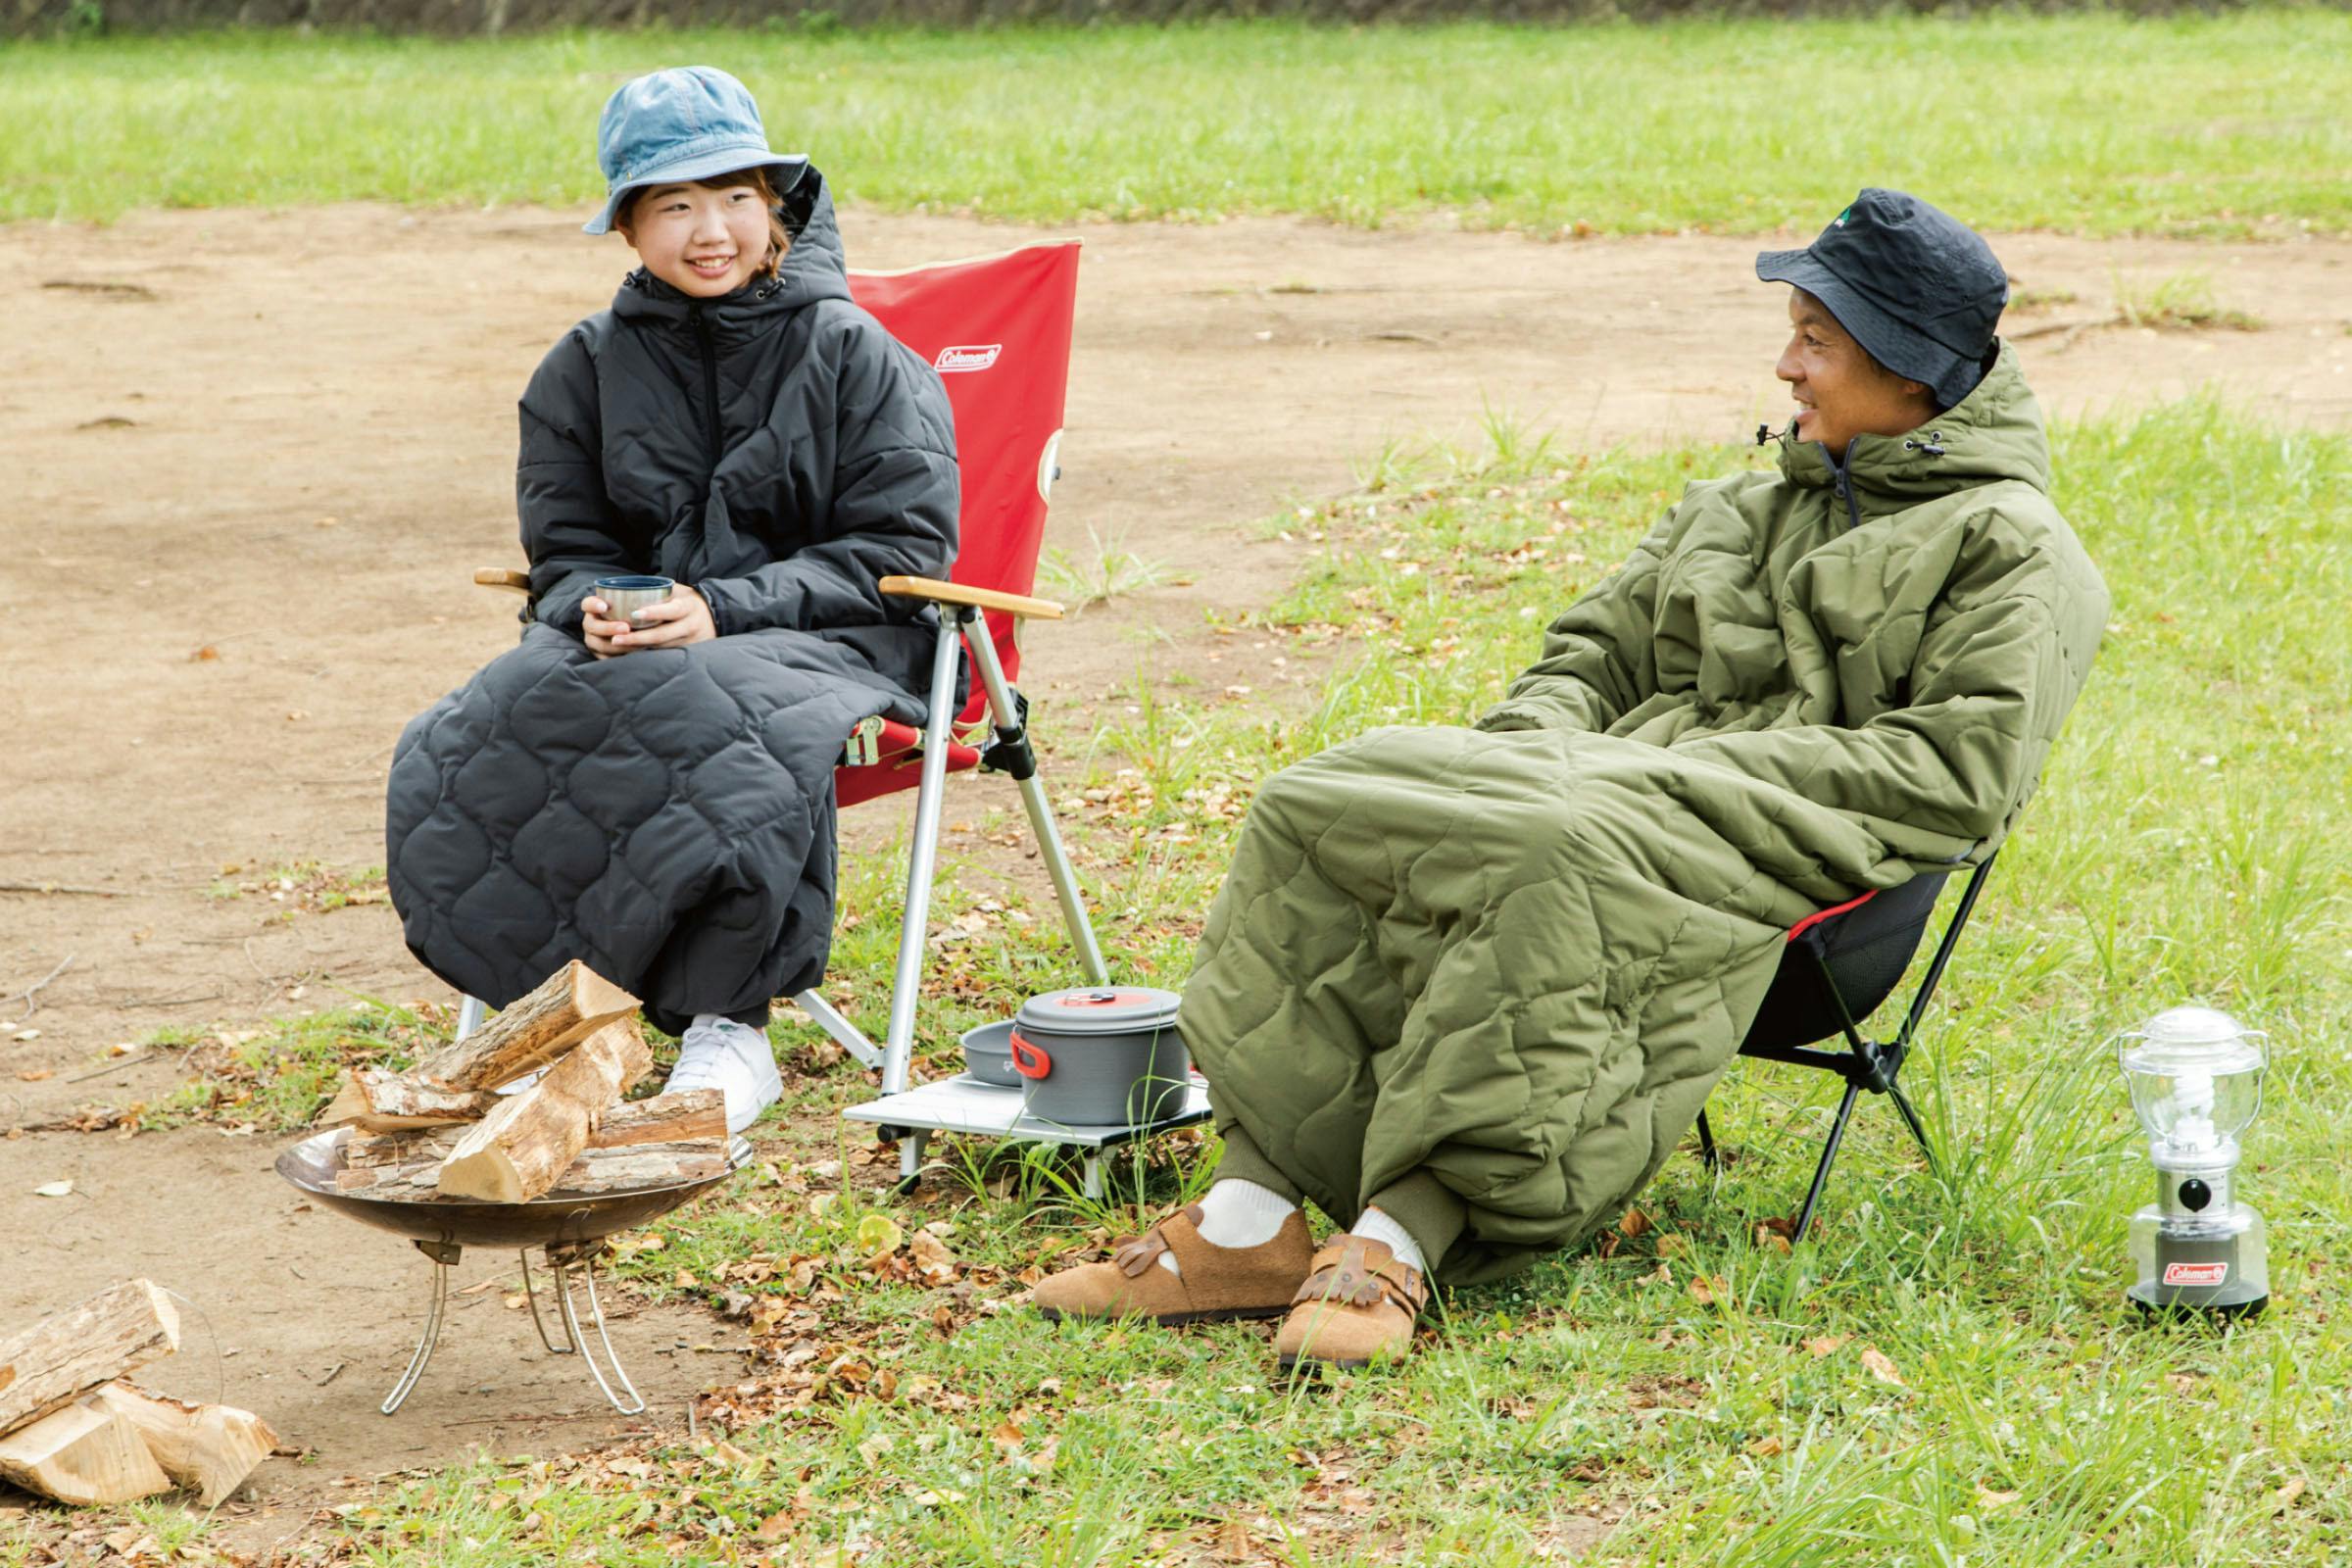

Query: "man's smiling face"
left=1774, top=288, right=1938, bottom=454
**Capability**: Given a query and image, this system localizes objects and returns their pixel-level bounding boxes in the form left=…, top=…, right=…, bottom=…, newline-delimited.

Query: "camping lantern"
left=2117, top=1005, right=2270, bottom=1319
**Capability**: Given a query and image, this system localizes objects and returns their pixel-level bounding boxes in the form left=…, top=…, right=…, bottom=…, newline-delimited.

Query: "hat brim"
left=583, top=147, right=809, bottom=235
left=1755, top=248, right=1976, bottom=407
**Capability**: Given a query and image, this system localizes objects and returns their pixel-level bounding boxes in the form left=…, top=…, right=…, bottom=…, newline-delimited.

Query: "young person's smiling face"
left=617, top=178, right=774, bottom=298
left=1774, top=288, right=1938, bottom=454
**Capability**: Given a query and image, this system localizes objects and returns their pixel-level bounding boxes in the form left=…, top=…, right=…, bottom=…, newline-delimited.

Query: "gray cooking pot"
left=959, top=1019, right=1022, bottom=1089
left=1010, top=986, right=1190, bottom=1128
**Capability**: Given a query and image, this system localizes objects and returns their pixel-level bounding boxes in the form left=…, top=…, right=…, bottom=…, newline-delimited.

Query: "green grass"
left=5, top=15, right=2350, bottom=232
left=107, top=398, right=2336, bottom=1565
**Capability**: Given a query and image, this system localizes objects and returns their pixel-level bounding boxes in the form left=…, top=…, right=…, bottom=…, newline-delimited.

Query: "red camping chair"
left=467, top=242, right=1110, bottom=1122
left=796, top=242, right=1111, bottom=1094
left=1693, top=853, right=2000, bottom=1238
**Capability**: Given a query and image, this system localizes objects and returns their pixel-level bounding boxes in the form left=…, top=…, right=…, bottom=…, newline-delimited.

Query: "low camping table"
left=844, top=1073, right=1211, bottom=1198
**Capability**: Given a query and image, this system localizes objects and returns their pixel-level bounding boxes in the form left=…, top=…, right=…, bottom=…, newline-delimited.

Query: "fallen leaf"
left=1746, top=1435, right=1785, bottom=1457
left=1975, top=1487, right=2021, bottom=1511
left=1618, top=1206, right=1653, bottom=1240
left=1858, top=1346, right=1905, bottom=1387
left=15, top=1069, right=52, bottom=1083
left=33, top=1180, right=73, bottom=1199
left=1654, top=1233, right=1689, bottom=1258
left=1687, top=1274, right=1725, bottom=1306
left=2274, top=1476, right=2307, bottom=1510
left=1638, top=1261, right=1673, bottom=1287
left=856, top=1213, right=905, bottom=1256
left=189, top=645, right=220, bottom=662
left=1753, top=1224, right=1792, bottom=1255
left=910, top=1227, right=959, bottom=1284
left=1803, top=1335, right=1849, bottom=1358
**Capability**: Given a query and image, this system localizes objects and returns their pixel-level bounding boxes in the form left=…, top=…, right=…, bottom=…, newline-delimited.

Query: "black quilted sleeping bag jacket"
left=385, top=169, right=958, bottom=1034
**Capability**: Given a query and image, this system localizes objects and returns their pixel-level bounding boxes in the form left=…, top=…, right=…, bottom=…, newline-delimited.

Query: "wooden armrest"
left=878, top=574, right=1063, bottom=620
left=474, top=567, right=532, bottom=595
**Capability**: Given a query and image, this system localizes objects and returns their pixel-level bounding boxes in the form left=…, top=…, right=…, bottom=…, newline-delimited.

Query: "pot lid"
left=1014, top=986, right=1184, bottom=1035
left=2119, top=1004, right=2265, bottom=1076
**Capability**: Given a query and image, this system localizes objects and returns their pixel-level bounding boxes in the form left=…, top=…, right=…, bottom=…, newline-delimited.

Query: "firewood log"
left=434, top=1020, right=655, bottom=1203
left=89, top=1385, right=277, bottom=1507
left=411, top=960, right=637, bottom=1092
left=316, top=1068, right=498, bottom=1134
left=0, top=1280, right=181, bottom=1441
left=537, top=1143, right=728, bottom=1195
left=339, top=1092, right=716, bottom=1174
left=0, top=1401, right=172, bottom=1506
left=336, top=1124, right=727, bottom=1201
left=576, top=1090, right=722, bottom=1150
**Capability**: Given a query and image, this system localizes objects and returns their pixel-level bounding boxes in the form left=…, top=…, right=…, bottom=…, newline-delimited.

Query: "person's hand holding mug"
left=584, top=575, right=717, bottom=658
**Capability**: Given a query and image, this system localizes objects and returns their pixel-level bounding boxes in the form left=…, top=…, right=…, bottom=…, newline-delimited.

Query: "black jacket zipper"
left=689, top=306, right=722, bottom=474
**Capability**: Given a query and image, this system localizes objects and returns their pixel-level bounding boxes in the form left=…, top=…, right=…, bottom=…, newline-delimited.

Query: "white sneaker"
left=665, top=1016, right=783, bottom=1135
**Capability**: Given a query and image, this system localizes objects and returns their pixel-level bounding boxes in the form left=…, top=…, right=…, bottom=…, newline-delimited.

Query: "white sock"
left=1350, top=1207, right=1428, bottom=1275
left=1158, top=1179, right=1298, bottom=1277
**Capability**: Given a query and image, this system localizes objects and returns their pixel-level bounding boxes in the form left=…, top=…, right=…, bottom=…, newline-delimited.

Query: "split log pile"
left=311, top=961, right=729, bottom=1204
left=0, top=1279, right=277, bottom=1508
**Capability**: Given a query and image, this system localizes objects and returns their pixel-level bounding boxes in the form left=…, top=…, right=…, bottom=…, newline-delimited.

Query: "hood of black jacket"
left=608, top=166, right=853, bottom=334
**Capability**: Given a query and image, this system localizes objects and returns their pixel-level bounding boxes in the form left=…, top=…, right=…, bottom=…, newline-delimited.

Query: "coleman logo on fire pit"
left=934, top=343, right=1002, bottom=372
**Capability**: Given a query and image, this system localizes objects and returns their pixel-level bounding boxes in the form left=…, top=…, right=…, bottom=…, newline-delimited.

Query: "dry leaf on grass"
left=909, top=1227, right=959, bottom=1284
left=1803, top=1335, right=1849, bottom=1357
left=1618, top=1206, right=1653, bottom=1240
left=2274, top=1476, right=2308, bottom=1510
left=1975, top=1487, right=2021, bottom=1510
left=1687, top=1274, right=1726, bottom=1306
left=1858, top=1346, right=1906, bottom=1387
left=1639, top=1261, right=1673, bottom=1287
left=1746, top=1435, right=1786, bottom=1457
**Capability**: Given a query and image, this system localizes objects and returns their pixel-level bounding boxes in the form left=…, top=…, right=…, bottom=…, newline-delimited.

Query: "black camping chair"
left=1693, top=851, right=1999, bottom=1238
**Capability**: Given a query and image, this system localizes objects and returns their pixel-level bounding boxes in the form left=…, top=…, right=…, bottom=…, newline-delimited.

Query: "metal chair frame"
left=1695, top=853, right=1999, bottom=1238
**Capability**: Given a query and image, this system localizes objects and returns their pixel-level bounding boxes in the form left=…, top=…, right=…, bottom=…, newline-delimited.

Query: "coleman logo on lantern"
left=2117, top=1005, right=2271, bottom=1320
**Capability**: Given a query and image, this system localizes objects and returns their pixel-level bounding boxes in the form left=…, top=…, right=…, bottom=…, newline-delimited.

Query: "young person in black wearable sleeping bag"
left=385, top=67, right=958, bottom=1135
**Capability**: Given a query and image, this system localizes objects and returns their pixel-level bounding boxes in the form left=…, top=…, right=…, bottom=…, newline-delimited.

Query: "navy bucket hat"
left=584, top=66, right=808, bottom=237
left=1756, top=188, right=2008, bottom=408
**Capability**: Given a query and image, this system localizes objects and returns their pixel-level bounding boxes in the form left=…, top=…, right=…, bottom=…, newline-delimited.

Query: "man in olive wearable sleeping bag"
left=1032, top=189, right=2111, bottom=1370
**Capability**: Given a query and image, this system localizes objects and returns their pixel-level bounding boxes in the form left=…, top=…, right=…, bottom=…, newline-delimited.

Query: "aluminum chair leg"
left=963, top=612, right=1109, bottom=986
left=456, top=995, right=486, bottom=1042
left=792, top=988, right=882, bottom=1070
left=879, top=619, right=964, bottom=1098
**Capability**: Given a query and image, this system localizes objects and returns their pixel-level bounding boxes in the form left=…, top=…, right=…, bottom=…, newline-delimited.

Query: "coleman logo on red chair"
left=934, top=344, right=1003, bottom=373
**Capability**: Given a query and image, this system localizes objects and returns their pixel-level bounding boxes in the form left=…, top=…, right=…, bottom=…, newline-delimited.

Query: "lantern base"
left=2127, top=1200, right=2268, bottom=1321
left=2126, top=1284, right=2268, bottom=1321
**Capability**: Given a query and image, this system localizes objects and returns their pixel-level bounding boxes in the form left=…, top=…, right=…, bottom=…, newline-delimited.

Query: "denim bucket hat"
left=583, top=66, right=808, bottom=236
left=1756, top=188, right=2008, bottom=408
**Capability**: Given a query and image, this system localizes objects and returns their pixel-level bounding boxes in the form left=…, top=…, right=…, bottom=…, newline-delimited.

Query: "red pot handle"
left=1008, top=1029, right=1052, bottom=1080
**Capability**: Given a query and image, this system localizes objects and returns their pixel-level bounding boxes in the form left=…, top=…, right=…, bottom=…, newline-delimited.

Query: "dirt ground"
left=3, top=202, right=2348, bottom=1551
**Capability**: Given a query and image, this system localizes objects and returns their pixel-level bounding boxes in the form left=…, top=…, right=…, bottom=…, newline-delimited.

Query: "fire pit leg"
left=518, top=1249, right=576, bottom=1356
left=382, top=1239, right=462, bottom=1416
left=547, top=1249, right=647, bottom=1416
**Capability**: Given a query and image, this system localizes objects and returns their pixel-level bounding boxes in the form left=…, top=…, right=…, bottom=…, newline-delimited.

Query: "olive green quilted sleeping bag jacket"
left=1180, top=346, right=2109, bottom=1283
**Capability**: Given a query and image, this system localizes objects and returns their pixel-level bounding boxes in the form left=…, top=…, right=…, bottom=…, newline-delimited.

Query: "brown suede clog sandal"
left=1273, top=1236, right=1430, bottom=1371
left=1030, top=1204, right=1314, bottom=1328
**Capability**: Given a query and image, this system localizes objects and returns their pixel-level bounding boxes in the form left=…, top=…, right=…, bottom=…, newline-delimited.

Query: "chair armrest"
left=474, top=567, right=532, bottom=595
left=878, top=574, right=1064, bottom=620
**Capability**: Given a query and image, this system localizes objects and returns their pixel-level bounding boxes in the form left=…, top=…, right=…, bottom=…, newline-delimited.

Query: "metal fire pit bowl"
left=276, top=1126, right=752, bottom=1417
